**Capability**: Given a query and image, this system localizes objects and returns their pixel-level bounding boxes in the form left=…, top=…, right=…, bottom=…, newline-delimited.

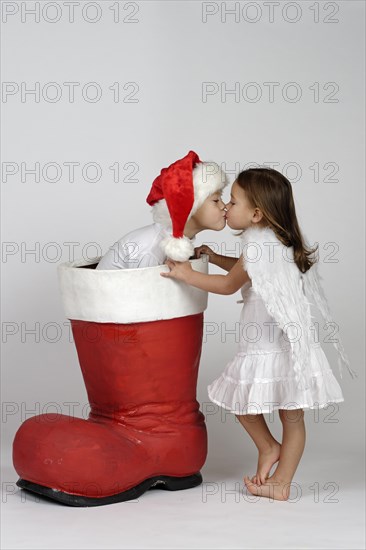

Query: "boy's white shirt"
left=96, top=222, right=196, bottom=270
left=240, top=225, right=357, bottom=391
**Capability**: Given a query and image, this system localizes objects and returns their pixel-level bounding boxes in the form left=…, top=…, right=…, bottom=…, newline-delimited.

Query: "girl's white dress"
left=207, top=280, right=345, bottom=415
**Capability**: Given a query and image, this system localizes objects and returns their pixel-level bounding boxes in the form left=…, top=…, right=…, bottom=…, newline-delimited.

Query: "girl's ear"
left=254, top=208, right=264, bottom=222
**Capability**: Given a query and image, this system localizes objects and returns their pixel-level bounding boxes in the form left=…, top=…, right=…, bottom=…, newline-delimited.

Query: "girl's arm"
left=194, top=245, right=238, bottom=272
left=160, top=253, right=250, bottom=295
left=212, top=253, right=238, bottom=272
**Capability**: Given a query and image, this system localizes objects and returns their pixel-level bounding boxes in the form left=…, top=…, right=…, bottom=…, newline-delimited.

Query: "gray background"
left=1, top=1, right=365, bottom=549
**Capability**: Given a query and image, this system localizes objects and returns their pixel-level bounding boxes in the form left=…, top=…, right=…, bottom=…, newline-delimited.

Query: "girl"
left=160, top=167, right=357, bottom=502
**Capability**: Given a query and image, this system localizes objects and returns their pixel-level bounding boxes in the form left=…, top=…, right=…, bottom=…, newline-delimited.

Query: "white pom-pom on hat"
left=160, top=235, right=195, bottom=263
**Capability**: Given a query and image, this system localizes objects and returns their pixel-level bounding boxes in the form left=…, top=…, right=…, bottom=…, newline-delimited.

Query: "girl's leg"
left=244, top=408, right=306, bottom=501
left=235, top=413, right=281, bottom=485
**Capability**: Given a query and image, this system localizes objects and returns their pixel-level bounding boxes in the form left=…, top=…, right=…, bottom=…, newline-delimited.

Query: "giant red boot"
left=13, top=256, right=208, bottom=506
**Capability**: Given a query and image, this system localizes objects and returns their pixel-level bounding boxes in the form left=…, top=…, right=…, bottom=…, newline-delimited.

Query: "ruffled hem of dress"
left=207, top=392, right=345, bottom=415
left=207, top=346, right=345, bottom=415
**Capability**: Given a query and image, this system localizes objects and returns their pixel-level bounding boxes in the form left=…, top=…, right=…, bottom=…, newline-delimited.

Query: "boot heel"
left=151, top=472, right=202, bottom=492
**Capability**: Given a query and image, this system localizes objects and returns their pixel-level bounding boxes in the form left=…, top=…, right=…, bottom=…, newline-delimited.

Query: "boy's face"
left=190, top=190, right=227, bottom=231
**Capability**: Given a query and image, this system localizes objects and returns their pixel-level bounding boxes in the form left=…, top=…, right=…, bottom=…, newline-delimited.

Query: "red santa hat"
left=146, top=150, right=228, bottom=261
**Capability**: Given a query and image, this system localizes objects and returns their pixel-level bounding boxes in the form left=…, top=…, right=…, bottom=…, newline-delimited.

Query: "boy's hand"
left=194, top=244, right=217, bottom=263
left=160, top=259, right=193, bottom=281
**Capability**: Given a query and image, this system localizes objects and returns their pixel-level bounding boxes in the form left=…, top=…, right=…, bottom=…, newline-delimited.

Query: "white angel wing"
left=241, top=226, right=314, bottom=391
left=302, top=260, right=358, bottom=381
left=241, top=226, right=358, bottom=390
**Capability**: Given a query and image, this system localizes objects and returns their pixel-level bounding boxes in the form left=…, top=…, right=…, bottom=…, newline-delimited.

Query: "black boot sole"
left=16, top=472, right=203, bottom=507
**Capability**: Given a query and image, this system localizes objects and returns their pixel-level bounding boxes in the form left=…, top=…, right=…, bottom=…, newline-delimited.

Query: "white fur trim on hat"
left=150, top=199, right=172, bottom=228
left=190, top=161, right=229, bottom=215
left=161, top=235, right=195, bottom=262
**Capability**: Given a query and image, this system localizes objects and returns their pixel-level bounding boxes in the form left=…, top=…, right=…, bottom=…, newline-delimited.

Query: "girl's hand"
left=160, top=259, right=193, bottom=281
left=194, top=244, right=217, bottom=263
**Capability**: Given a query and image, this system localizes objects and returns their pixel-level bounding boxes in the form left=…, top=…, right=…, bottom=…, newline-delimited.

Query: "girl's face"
left=225, top=181, right=264, bottom=230
left=191, top=190, right=227, bottom=231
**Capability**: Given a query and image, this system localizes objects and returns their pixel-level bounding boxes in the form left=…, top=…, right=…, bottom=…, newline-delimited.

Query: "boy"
left=96, top=150, right=228, bottom=270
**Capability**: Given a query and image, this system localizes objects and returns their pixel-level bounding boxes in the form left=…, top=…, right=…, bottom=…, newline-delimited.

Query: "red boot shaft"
left=13, top=257, right=209, bottom=505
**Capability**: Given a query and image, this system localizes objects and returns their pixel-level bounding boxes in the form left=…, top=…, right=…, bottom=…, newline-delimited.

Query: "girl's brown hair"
left=235, top=167, right=318, bottom=274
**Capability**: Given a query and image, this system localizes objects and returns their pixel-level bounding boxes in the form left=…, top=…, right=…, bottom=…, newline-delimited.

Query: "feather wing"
left=302, top=259, right=358, bottom=380
left=241, top=226, right=314, bottom=391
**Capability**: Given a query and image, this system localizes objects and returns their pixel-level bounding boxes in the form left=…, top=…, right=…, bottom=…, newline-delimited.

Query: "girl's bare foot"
left=250, top=442, right=281, bottom=486
left=244, top=474, right=291, bottom=501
